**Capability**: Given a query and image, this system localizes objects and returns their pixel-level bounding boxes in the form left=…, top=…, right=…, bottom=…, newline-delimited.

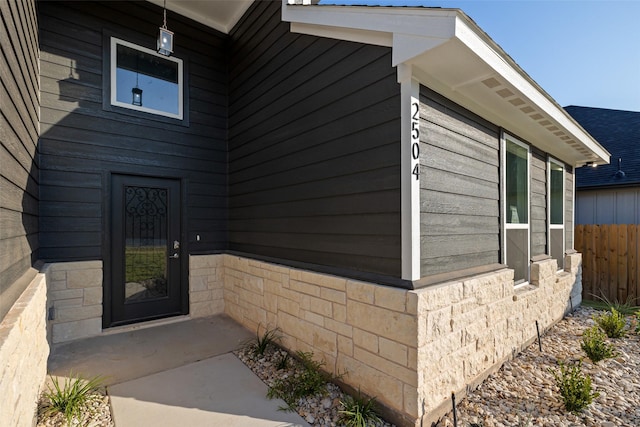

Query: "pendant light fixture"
left=132, top=54, right=142, bottom=106
left=157, top=0, right=174, bottom=56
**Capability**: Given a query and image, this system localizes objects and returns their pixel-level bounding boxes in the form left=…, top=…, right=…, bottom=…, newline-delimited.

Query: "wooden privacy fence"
left=575, top=224, right=640, bottom=304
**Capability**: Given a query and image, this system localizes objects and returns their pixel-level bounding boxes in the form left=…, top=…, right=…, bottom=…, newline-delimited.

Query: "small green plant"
left=267, top=351, right=333, bottom=410
left=549, top=360, right=598, bottom=413
left=581, top=325, right=616, bottom=363
left=590, top=294, right=638, bottom=315
left=595, top=308, right=627, bottom=338
left=243, top=324, right=282, bottom=357
left=42, top=374, right=104, bottom=425
left=339, top=388, right=381, bottom=427
left=275, top=352, right=290, bottom=370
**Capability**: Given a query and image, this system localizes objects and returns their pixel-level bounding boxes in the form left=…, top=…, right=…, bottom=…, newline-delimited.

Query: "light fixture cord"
left=162, top=0, right=167, bottom=29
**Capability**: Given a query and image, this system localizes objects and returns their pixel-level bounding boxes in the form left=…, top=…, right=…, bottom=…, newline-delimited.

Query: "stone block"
left=346, top=280, right=374, bottom=304
left=55, top=304, right=102, bottom=322
left=374, top=285, right=407, bottom=312
left=333, top=303, right=347, bottom=322
left=49, top=288, right=84, bottom=301
left=52, top=317, right=101, bottom=343
left=50, top=270, right=66, bottom=281
left=422, top=306, right=452, bottom=343
left=312, top=328, right=337, bottom=355
left=289, top=280, right=320, bottom=297
left=353, top=347, right=417, bottom=387
left=346, top=300, right=417, bottom=347
left=320, top=287, right=346, bottom=304
left=379, top=337, right=408, bottom=367
left=277, top=296, right=300, bottom=316
left=418, top=281, right=463, bottom=312
left=48, top=280, right=68, bottom=291
left=309, top=296, right=332, bottom=317
left=303, top=310, right=325, bottom=326
left=353, top=328, right=379, bottom=353
left=337, top=355, right=404, bottom=413
left=337, top=335, right=353, bottom=356
left=190, top=290, right=212, bottom=303
left=291, top=270, right=347, bottom=290
left=324, top=318, right=352, bottom=337
left=67, top=268, right=102, bottom=289
left=53, top=298, right=83, bottom=308
left=403, top=383, right=419, bottom=418
left=530, top=259, right=557, bottom=284
left=83, top=287, right=103, bottom=305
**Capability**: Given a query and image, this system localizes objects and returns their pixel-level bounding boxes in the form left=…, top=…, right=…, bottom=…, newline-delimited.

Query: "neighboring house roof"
left=566, top=106, right=640, bottom=189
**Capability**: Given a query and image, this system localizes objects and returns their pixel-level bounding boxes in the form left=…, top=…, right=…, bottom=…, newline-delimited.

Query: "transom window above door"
left=110, top=37, right=183, bottom=120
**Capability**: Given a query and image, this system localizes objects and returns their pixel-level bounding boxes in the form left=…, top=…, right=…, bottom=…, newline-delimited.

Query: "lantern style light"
left=132, top=86, right=142, bottom=106
left=157, top=0, right=173, bottom=56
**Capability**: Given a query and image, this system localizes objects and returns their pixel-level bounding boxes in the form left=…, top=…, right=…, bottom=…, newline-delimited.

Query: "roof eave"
left=282, top=2, right=610, bottom=168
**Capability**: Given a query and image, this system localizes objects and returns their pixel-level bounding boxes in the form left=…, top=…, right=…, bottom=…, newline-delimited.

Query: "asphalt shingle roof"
left=565, top=106, right=640, bottom=189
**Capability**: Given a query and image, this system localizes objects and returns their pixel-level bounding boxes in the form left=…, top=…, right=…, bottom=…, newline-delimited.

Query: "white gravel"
left=436, top=306, right=640, bottom=427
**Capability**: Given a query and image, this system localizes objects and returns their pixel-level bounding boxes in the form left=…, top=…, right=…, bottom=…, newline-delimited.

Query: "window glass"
left=111, top=38, right=182, bottom=119
left=550, top=162, right=564, bottom=225
left=506, top=140, right=528, bottom=224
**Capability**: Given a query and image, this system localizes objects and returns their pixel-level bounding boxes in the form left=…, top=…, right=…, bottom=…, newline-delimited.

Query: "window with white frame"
left=549, top=158, right=565, bottom=270
left=110, top=37, right=183, bottom=119
left=503, top=136, right=530, bottom=285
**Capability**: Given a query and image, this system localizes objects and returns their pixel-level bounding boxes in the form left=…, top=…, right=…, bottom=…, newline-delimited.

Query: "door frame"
left=103, top=172, right=189, bottom=328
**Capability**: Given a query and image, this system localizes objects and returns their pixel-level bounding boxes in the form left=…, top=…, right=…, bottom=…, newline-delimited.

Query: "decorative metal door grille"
left=124, top=186, right=168, bottom=302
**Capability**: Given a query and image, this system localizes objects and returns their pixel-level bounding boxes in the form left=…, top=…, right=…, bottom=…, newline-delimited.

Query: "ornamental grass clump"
left=267, top=351, right=333, bottom=410
left=338, top=388, right=382, bottom=427
left=243, top=324, right=282, bottom=357
left=550, top=360, right=598, bottom=413
left=42, top=374, right=104, bottom=426
left=595, top=308, right=627, bottom=338
left=581, top=325, right=616, bottom=363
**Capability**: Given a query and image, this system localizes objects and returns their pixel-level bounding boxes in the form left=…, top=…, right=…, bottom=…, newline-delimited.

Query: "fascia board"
left=283, top=2, right=457, bottom=39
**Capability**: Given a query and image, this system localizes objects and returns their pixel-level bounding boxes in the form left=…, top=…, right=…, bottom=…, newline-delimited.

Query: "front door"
left=109, top=174, right=184, bottom=326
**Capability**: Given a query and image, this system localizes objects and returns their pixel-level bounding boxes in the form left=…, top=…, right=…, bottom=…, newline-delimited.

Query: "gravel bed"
left=235, top=346, right=394, bottom=426
left=36, top=389, right=113, bottom=427
left=436, top=306, right=640, bottom=427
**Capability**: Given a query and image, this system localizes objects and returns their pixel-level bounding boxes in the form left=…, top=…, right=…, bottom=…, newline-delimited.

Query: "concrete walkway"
left=48, top=315, right=310, bottom=427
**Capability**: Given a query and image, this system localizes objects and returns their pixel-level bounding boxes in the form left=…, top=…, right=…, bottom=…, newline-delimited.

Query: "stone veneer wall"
left=0, top=271, right=49, bottom=427
left=47, top=261, right=103, bottom=344
left=414, top=253, right=582, bottom=425
left=189, top=255, right=225, bottom=317
left=222, top=253, right=582, bottom=427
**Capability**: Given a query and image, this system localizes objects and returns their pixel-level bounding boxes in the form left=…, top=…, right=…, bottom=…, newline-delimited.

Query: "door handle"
left=169, top=253, right=179, bottom=259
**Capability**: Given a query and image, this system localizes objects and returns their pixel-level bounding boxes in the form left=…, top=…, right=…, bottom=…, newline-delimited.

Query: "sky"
left=321, top=0, right=640, bottom=112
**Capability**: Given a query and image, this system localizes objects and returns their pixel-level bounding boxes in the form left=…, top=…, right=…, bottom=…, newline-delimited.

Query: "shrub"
left=595, top=308, right=627, bottom=338
left=267, top=351, right=332, bottom=410
left=550, top=360, right=598, bottom=413
left=339, top=388, right=381, bottom=427
left=581, top=325, right=615, bottom=363
left=42, top=374, right=104, bottom=425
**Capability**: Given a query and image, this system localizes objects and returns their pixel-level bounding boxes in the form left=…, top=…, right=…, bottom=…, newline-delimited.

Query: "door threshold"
left=102, top=315, right=191, bottom=336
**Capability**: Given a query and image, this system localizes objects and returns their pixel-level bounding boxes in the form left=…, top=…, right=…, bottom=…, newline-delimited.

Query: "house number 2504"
left=411, top=101, right=420, bottom=180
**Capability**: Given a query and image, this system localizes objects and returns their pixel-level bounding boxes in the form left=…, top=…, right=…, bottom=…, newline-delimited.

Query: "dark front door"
left=110, top=174, right=184, bottom=326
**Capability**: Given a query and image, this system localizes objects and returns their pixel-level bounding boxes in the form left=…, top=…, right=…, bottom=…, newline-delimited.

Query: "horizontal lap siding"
left=531, top=148, right=547, bottom=257
left=419, top=87, right=500, bottom=276
left=228, top=1, right=401, bottom=277
left=0, top=0, right=39, bottom=320
left=38, top=1, right=228, bottom=261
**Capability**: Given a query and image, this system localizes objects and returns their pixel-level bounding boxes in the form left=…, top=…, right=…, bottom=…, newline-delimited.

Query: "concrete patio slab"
left=48, top=314, right=253, bottom=385
left=109, top=353, right=309, bottom=427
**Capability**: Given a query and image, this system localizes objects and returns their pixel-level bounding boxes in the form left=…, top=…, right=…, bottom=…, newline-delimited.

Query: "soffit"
left=146, top=0, right=253, bottom=33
